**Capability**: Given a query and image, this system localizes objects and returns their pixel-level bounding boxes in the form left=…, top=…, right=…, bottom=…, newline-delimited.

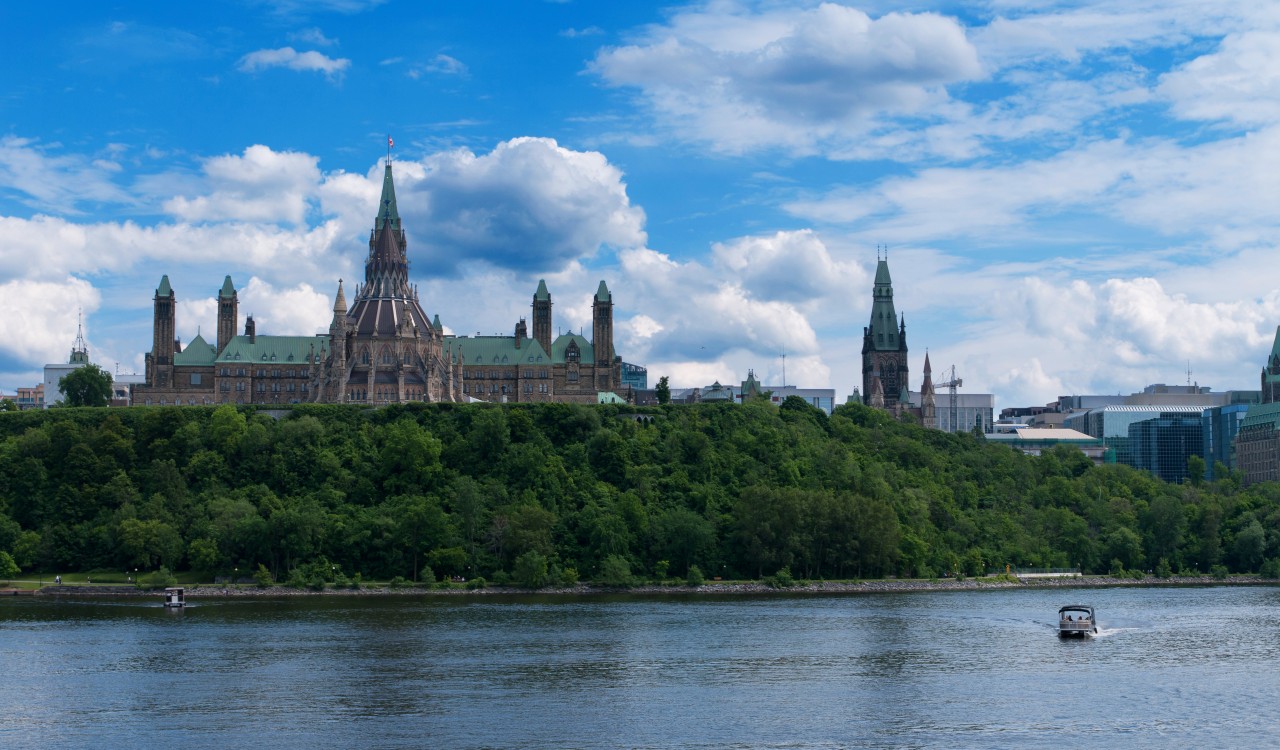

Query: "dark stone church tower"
left=862, top=256, right=909, bottom=412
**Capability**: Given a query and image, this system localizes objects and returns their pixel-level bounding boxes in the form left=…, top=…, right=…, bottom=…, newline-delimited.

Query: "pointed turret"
left=69, top=311, right=90, bottom=364
left=921, top=352, right=937, bottom=429
left=376, top=160, right=400, bottom=232
left=532, top=280, right=553, bottom=355
left=595, top=280, right=611, bottom=302
left=333, top=279, right=347, bottom=315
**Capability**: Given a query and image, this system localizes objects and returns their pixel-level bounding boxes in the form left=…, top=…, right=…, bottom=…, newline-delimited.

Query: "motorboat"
left=1058, top=605, right=1096, bottom=637
left=163, top=587, right=186, bottom=608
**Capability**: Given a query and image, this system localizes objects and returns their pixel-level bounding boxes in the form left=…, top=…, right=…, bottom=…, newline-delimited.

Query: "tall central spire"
left=363, top=161, right=409, bottom=299
left=867, top=258, right=899, bottom=351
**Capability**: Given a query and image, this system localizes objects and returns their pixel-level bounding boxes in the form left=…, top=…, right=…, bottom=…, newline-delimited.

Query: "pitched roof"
left=534, top=279, right=550, bottom=301
left=214, top=335, right=329, bottom=365
left=551, top=332, right=594, bottom=364
left=174, top=334, right=217, bottom=366
left=157, top=275, right=172, bottom=297
left=448, top=335, right=551, bottom=366
left=219, top=275, right=236, bottom=299
left=595, top=280, right=611, bottom=302
left=376, top=161, right=400, bottom=231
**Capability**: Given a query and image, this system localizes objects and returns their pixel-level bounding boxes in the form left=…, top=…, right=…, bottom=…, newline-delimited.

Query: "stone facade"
left=861, top=256, right=909, bottom=414
left=134, top=160, right=630, bottom=406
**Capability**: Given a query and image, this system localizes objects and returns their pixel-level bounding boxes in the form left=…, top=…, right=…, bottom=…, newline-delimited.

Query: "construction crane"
left=937, top=365, right=963, bottom=433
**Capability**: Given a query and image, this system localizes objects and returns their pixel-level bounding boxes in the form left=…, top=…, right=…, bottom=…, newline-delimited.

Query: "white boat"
left=163, top=587, right=185, bottom=608
left=1058, top=605, right=1096, bottom=636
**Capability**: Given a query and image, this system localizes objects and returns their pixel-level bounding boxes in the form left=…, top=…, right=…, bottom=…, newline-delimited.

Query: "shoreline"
left=18, top=574, right=1276, bottom=599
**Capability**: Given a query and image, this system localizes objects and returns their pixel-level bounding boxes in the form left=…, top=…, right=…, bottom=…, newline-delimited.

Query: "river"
left=1, top=585, right=1277, bottom=749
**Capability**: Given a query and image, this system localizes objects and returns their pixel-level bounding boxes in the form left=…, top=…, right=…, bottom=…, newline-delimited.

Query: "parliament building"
left=133, top=160, right=638, bottom=406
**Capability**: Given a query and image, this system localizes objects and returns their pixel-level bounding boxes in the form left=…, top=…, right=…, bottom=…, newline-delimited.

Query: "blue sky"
left=3, top=0, right=1280, bottom=411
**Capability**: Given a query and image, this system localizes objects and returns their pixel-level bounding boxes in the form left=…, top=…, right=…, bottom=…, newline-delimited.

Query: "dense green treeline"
left=3, top=397, right=1280, bottom=585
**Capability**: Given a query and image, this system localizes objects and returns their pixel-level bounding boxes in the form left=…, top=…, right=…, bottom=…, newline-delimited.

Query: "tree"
left=0, top=551, right=19, bottom=583
left=655, top=376, right=670, bottom=405
left=59, top=364, right=113, bottom=407
left=0, top=398, right=16, bottom=412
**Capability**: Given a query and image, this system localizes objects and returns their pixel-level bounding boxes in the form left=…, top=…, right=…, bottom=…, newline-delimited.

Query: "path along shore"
left=14, top=574, right=1274, bottom=598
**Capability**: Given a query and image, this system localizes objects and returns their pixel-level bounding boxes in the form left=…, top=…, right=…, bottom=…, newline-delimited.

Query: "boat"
left=1058, top=605, right=1096, bottom=637
left=163, top=587, right=185, bottom=608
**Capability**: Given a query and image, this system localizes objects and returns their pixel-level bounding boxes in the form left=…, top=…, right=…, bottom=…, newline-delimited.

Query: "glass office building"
left=1066, top=405, right=1207, bottom=481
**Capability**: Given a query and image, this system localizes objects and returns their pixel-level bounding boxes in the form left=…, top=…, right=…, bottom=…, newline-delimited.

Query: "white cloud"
left=0, top=136, right=132, bottom=213
left=1159, top=31, right=1280, bottom=126
left=0, top=277, right=101, bottom=366
left=409, top=54, right=468, bottom=78
left=711, top=229, right=855, bottom=305
left=239, top=277, right=331, bottom=336
left=289, top=28, right=338, bottom=47
left=401, top=137, right=647, bottom=274
left=237, top=47, right=350, bottom=78
left=590, top=2, right=981, bottom=155
left=164, top=145, right=322, bottom=225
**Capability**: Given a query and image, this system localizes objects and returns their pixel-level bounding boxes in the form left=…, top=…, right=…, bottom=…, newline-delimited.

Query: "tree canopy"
left=1, top=400, right=1277, bottom=585
left=58, top=364, right=113, bottom=407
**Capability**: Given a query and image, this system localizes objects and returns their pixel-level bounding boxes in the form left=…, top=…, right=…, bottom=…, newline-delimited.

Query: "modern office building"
left=986, top=427, right=1106, bottom=463
left=909, top=390, right=995, bottom=434
left=1066, top=404, right=1207, bottom=480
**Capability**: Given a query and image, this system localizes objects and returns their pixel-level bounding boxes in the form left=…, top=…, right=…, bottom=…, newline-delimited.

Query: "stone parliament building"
left=133, top=160, right=639, bottom=406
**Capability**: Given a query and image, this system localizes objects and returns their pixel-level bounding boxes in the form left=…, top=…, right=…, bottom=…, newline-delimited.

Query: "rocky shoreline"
left=29, top=574, right=1275, bottom=598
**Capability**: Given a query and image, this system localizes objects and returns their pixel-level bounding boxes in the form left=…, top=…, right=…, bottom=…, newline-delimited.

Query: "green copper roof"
left=874, top=258, right=892, bottom=286
left=1271, top=325, right=1280, bottom=359
left=448, top=335, right=551, bottom=365
left=867, top=258, right=900, bottom=351
left=595, top=280, right=611, bottom=302
left=214, top=335, right=329, bottom=365
left=219, top=275, right=236, bottom=299
left=551, top=332, right=594, bottom=364
left=1242, top=401, right=1280, bottom=430
left=174, top=334, right=217, bottom=366
left=157, top=275, right=172, bottom=297
left=432, top=313, right=442, bottom=331
left=535, top=279, right=550, bottom=301
left=376, top=162, right=400, bottom=230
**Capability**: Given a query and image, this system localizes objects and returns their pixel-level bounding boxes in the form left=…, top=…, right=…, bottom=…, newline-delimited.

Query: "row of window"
left=216, top=368, right=306, bottom=378
left=465, top=369, right=552, bottom=380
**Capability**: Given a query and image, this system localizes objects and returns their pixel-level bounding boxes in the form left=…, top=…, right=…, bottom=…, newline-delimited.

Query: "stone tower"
left=1263, top=325, right=1280, bottom=404
left=861, top=257, right=909, bottom=411
left=920, top=352, right=937, bottom=429
left=148, top=275, right=176, bottom=389
left=532, top=279, right=552, bottom=355
left=593, top=280, right=614, bottom=390
left=217, top=275, right=238, bottom=355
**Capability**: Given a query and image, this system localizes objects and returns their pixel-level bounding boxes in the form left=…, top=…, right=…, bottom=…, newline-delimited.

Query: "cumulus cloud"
left=164, top=145, right=322, bottom=225
left=712, top=229, right=859, bottom=304
left=399, top=137, right=647, bottom=274
left=590, top=2, right=981, bottom=155
left=0, top=277, right=101, bottom=367
left=237, top=47, right=350, bottom=78
left=615, top=247, right=818, bottom=362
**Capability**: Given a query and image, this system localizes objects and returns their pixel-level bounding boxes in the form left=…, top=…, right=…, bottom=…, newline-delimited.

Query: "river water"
left=1, top=585, right=1277, bottom=749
